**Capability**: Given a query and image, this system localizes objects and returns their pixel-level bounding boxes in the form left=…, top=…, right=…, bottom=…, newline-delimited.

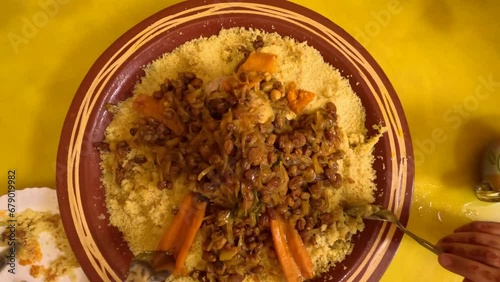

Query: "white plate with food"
left=0, top=188, right=87, bottom=282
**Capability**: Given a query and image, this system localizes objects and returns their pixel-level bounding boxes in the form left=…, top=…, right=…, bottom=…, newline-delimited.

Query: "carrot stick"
left=270, top=218, right=303, bottom=282
left=173, top=197, right=207, bottom=275
left=285, top=222, right=315, bottom=279
left=156, top=192, right=207, bottom=275
left=157, top=192, right=194, bottom=251
left=270, top=217, right=315, bottom=281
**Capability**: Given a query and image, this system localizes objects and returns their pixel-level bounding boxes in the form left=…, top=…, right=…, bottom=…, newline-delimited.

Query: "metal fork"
left=364, top=208, right=442, bottom=255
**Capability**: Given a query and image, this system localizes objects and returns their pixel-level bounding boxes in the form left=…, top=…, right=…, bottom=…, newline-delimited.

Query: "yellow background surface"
left=1, top=0, right=499, bottom=281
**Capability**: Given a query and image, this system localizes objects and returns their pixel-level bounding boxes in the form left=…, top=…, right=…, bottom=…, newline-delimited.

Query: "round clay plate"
left=56, top=0, right=414, bottom=281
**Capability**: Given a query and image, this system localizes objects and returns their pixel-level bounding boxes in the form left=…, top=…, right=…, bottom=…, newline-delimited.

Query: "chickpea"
left=270, top=89, right=282, bottom=101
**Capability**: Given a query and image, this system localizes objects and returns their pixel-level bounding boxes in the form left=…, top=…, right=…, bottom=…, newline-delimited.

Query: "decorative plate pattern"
left=56, top=1, right=414, bottom=281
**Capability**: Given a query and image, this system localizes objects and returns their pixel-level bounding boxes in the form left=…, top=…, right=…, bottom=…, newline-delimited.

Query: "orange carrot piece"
left=286, top=82, right=316, bottom=114
left=133, top=94, right=184, bottom=135
left=157, top=192, right=194, bottom=251
left=173, top=197, right=207, bottom=275
left=285, top=222, right=315, bottom=279
left=238, top=52, right=277, bottom=74
left=157, top=192, right=207, bottom=275
left=133, top=94, right=166, bottom=122
left=270, top=218, right=303, bottom=282
left=291, top=90, right=315, bottom=114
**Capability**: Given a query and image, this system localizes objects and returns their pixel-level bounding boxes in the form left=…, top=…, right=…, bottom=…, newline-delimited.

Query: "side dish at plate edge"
left=98, top=28, right=381, bottom=282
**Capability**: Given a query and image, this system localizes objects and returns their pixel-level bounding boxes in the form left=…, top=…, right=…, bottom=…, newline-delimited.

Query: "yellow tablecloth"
left=1, top=0, right=499, bottom=281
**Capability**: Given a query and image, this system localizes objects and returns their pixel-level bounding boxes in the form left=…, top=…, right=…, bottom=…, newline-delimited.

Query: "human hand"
left=437, top=221, right=500, bottom=282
